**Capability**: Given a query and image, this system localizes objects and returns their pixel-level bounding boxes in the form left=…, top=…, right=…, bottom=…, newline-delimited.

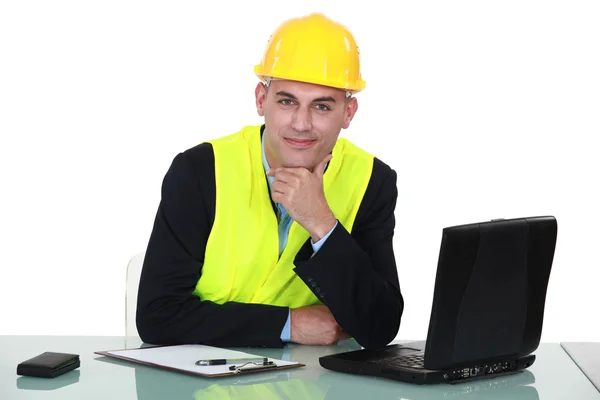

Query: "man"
left=136, top=12, right=403, bottom=350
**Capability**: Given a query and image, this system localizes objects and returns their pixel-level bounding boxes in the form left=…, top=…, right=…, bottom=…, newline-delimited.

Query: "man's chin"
left=281, top=158, right=315, bottom=171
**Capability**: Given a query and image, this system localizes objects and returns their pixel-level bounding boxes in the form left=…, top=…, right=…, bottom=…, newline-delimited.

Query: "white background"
left=1, top=1, right=598, bottom=342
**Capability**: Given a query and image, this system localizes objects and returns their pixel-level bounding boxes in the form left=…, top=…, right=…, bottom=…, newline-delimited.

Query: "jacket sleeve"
left=136, top=147, right=289, bottom=348
left=292, top=159, right=404, bottom=350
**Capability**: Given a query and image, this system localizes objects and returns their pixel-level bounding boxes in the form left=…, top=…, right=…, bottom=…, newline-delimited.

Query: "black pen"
left=195, top=357, right=268, bottom=366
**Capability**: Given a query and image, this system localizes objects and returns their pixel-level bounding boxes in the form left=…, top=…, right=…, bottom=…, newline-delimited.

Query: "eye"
left=279, top=99, right=294, bottom=106
left=315, top=104, right=330, bottom=111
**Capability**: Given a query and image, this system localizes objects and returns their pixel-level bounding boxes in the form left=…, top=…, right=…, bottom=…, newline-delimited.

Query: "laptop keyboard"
left=370, top=351, right=425, bottom=369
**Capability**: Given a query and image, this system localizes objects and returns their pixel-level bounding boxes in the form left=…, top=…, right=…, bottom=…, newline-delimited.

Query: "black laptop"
left=320, top=216, right=558, bottom=385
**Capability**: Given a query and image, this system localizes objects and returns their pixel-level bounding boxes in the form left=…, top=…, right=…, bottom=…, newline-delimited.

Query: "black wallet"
left=17, top=352, right=80, bottom=378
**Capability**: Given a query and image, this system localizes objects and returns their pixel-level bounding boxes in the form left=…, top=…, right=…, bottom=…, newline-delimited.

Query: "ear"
left=255, top=82, right=267, bottom=117
left=342, top=97, right=358, bottom=129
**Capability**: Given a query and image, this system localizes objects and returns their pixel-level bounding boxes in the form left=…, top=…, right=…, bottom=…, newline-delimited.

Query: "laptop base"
left=319, top=342, right=536, bottom=385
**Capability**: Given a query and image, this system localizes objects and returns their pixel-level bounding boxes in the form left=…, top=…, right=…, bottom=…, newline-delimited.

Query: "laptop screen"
left=423, top=216, right=557, bottom=370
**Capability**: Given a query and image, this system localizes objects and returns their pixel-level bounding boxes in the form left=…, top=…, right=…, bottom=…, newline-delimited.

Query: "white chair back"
left=125, top=252, right=145, bottom=337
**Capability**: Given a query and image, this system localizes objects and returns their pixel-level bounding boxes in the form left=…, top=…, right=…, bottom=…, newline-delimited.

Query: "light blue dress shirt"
left=261, top=133, right=337, bottom=342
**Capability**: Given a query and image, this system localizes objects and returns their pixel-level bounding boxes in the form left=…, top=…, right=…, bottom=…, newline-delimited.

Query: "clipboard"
left=94, top=344, right=305, bottom=378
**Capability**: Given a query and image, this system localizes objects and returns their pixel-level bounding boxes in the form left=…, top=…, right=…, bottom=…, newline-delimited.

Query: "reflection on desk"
left=16, top=370, right=80, bottom=391
left=320, top=370, right=538, bottom=400
left=132, top=362, right=538, bottom=400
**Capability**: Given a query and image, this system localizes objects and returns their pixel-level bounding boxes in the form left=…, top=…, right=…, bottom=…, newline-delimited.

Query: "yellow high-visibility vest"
left=193, top=125, right=373, bottom=308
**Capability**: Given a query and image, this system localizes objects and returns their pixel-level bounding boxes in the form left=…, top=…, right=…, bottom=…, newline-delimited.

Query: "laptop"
left=319, top=216, right=558, bottom=385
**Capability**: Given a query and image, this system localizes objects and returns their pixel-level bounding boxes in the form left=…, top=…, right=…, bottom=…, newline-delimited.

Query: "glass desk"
left=1, top=336, right=599, bottom=400
left=561, top=342, right=600, bottom=392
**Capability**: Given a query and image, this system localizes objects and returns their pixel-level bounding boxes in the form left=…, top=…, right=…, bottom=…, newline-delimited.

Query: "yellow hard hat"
left=254, top=13, right=366, bottom=93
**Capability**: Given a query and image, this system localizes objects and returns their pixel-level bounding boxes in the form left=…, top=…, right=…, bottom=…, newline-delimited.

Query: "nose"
left=291, top=105, right=312, bottom=132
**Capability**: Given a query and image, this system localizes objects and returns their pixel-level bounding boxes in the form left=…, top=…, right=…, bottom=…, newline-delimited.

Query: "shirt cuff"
left=310, top=221, right=338, bottom=254
left=280, top=308, right=291, bottom=342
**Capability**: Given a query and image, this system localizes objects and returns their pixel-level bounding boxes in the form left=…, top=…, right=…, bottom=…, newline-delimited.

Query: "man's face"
left=255, top=79, right=358, bottom=171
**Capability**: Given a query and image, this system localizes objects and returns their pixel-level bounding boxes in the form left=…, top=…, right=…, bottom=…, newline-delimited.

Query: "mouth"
left=283, top=137, right=317, bottom=149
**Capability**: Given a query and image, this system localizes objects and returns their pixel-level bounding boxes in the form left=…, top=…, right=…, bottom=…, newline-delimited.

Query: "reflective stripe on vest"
left=193, top=125, right=374, bottom=308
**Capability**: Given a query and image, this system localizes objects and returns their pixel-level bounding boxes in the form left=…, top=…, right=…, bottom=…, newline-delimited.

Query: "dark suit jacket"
left=136, top=128, right=404, bottom=350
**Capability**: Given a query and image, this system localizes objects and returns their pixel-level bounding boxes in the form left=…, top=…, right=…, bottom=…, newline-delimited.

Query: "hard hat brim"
left=254, top=67, right=365, bottom=93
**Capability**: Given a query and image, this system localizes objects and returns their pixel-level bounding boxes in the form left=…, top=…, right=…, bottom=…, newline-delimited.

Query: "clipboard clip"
left=228, top=361, right=277, bottom=374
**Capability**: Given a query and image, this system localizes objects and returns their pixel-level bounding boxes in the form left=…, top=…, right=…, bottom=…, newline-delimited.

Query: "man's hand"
left=266, top=154, right=337, bottom=242
left=290, top=304, right=349, bottom=345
